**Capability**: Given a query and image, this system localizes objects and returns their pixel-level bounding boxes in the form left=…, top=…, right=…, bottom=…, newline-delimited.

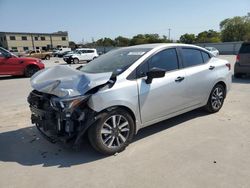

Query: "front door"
left=137, top=48, right=189, bottom=125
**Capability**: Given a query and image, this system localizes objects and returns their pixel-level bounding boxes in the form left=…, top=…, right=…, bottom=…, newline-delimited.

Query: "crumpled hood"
left=30, top=65, right=112, bottom=98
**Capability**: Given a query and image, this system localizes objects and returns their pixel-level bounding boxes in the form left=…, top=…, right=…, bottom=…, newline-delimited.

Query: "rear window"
left=239, top=43, right=250, bottom=54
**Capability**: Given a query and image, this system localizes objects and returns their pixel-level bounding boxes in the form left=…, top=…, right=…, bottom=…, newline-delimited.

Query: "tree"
left=196, top=30, right=221, bottom=43
left=68, top=41, right=77, bottom=49
left=179, top=33, right=196, bottom=44
left=220, top=16, right=250, bottom=42
left=114, top=36, right=130, bottom=46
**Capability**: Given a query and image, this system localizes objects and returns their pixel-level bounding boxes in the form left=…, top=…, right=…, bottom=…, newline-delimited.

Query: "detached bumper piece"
left=28, top=90, right=95, bottom=146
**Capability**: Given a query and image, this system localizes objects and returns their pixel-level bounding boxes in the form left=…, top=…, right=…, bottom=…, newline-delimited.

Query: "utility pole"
left=168, top=28, right=171, bottom=41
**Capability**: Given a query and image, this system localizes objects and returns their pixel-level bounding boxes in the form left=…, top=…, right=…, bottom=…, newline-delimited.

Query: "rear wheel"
left=24, top=65, right=40, bottom=77
left=45, top=55, right=50, bottom=60
left=88, top=108, right=135, bottom=155
left=205, top=84, right=225, bottom=113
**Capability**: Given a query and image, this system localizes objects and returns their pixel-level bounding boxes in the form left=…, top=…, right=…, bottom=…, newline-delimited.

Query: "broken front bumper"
left=28, top=90, right=96, bottom=146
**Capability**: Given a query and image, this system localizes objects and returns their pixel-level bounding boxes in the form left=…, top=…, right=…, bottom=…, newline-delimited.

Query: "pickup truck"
left=26, top=50, right=52, bottom=60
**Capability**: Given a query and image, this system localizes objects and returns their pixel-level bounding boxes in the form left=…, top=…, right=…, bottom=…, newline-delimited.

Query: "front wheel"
left=88, top=108, right=135, bottom=155
left=24, top=66, right=40, bottom=77
left=205, top=84, right=225, bottom=113
left=45, top=55, right=50, bottom=60
left=73, top=58, right=79, bottom=64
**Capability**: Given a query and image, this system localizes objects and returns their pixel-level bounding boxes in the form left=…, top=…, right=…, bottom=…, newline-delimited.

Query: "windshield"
left=80, top=47, right=151, bottom=75
left=0, top=47, right=17, bottom=57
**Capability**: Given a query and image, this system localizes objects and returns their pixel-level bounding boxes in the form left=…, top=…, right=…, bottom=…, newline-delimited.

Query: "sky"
left=0, top=0, right=249, bottom=43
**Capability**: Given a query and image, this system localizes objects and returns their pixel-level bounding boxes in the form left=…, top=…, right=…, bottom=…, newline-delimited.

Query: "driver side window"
left=149, top=48, right=179, bottom=71
left=136, top=48, right=179, bottom=78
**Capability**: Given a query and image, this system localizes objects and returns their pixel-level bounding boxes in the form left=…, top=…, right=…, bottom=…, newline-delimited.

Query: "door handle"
left=209, top=66, right=215, bottom=70
left=175, top=76, right=185, bottom=82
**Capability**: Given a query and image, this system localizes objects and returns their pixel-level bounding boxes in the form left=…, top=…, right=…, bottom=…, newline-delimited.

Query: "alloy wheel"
left=211, top=87, right=224, bottom=110
left=101, top=115, right=130, bottom=148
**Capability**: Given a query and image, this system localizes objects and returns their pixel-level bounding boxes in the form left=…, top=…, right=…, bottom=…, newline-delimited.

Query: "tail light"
left=226, top=63, right=231, bottom=71
left=236, top=54, right=240, bottom=62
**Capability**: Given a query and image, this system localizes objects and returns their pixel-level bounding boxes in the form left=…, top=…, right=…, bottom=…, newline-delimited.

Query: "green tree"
left=196, top=30, right=221, bottom=43
left=69, top=41, right=77, bottom=49
left=179, top=33, right=196, bottom=44
left=220, top=16, right=250, bottom=42
left=114, top=36, right=130, bottom=46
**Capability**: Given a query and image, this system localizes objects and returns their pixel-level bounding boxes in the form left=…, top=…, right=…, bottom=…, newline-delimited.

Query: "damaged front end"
left=27, top=65, right=113, bottom=147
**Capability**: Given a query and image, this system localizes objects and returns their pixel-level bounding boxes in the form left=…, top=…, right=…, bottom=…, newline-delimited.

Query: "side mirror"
left=145, top=67, right=165, bottom=84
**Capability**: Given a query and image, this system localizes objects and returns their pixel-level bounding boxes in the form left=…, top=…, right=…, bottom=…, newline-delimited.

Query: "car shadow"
left=232, top=75, right=250, bottom=84
left=0, top=75, right=27, bottom=80
left=0, top=108, right=209, bottom=167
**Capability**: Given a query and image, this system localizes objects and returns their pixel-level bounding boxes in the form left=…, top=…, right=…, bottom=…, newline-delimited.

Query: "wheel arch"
left=215, top=81, right=227, bottom=97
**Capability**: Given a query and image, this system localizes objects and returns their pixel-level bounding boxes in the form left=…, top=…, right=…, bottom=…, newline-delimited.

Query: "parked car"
left=205, top=47, right=219, bottom=56
left=234, top=42, right=250, bottom=78
left=25, top=50, right=52, bottom=60
left=28, top=44, right=232, bottom=155
left=63, top=48, right=98, bottom=64
left=53, top=47, right=71, bottom=57
left=57, top=50, right=72, bottom=58
left=0, top=47, right=44, bottom=77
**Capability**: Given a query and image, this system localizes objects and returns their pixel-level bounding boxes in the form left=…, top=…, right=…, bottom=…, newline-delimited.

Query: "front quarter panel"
left=87, top=77, right=141, bottom=129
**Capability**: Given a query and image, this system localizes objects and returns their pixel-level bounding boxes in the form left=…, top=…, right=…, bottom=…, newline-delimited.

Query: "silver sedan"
left=28, top=43, right=232, bottom=155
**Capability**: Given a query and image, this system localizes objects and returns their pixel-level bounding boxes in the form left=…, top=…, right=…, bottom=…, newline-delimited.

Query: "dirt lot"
left=1, top=56, right=250, bottom=188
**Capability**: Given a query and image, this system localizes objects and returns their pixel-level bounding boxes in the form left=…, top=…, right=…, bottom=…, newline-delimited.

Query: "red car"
left=0, top=47, right=44, bottom=77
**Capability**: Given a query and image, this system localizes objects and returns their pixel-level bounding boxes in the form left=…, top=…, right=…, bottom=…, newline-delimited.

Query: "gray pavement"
left=1, top=55, right=250, bottom=188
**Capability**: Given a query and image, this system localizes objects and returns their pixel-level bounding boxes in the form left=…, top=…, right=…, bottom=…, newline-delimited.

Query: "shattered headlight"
left=50, top=95, right=89, bottom=111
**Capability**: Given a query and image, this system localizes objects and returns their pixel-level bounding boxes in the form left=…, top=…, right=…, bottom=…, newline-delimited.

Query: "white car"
left=53, top=47, right=71, bottom=57
left=205, top=47, right=219, bottom=56
left=63, top=48, right=98, bottom=64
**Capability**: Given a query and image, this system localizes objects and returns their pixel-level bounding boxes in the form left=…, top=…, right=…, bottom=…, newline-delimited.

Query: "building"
left=0, top=31, right=69, bottom=52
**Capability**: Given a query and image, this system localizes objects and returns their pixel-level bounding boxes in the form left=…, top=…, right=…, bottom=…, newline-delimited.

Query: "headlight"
left=50, top=95, right=89, bottom=111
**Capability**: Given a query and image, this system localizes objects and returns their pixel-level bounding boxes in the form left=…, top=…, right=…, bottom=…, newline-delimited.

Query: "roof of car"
left=76, top=48, right=96, bottom=50
left=127, top=43, right=203, bottom=49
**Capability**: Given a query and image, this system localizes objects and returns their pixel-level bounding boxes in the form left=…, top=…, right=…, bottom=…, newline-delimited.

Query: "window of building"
left=148, top=48, right=179, bottom=72
left=21, top=36, right=27, bottom=40
left=11, top=47, right=18, bottom=51
left=36, top=47, right=40, bottom=50
left=62, top=37, right=66, bottom=41
left=23, top=47, right=29, bottom=51
left=40, top=36, right=45, bottom=41
left=42, top=46, right=47, bottom=51
left=34, top=37, right=38, bottom=41
left=10, top=36, right=16, bottom=40
left=4, top=36, right=6, bottom=41
left=181, top=48, right=204, bottom=68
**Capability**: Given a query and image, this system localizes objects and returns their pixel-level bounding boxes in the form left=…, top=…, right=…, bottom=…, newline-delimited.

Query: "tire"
left=73, top=58, right=79, bottom=64
left=205, top=84, right=225, bottom=113
left=24, top=65, right=40, bottom=77
left=88, top=108, right=135, bottom=155
left=45, top=55, right=50, bottom=60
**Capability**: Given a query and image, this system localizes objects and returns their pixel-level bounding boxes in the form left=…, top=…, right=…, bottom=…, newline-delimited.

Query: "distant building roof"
left=0, top=31, right=68, bottom=36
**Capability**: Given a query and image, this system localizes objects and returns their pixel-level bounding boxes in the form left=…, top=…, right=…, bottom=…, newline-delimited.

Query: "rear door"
left=180, top=48, right=216, bottom=105
left=239, top=43, right=250, bottom=66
